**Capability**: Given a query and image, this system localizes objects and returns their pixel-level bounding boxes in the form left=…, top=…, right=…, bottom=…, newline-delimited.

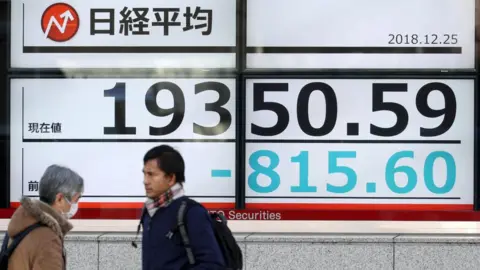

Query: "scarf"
left=145, top=183, right=184, bottom=217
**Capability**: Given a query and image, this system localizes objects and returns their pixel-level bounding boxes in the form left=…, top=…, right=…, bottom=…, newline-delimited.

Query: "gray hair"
left=39, top=164, right=84, bottom=204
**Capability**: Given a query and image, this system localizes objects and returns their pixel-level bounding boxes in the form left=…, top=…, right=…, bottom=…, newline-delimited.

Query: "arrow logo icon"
left=41, top=3, right=80, bottom=42
left=44, top=10, right=75, bottom=38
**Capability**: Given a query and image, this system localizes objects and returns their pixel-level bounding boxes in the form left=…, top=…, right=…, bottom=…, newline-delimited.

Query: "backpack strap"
left=1, top=231, right=8, bottom=253
left=177, top=199, right=196, bottom=265
left=2, top=223, right=44, bottom=256
left=131, top=206, right=147, bottom=248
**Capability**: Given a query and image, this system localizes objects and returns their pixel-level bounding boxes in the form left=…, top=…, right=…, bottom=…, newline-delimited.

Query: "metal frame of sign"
left=1, top=0, right=11, bottom=208
left=0, top=0, right=478, bottom=213
left=475, top=78, right=479, bottom=210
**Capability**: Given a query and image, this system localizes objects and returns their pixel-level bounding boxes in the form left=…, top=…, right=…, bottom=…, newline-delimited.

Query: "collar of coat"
left=20, top=197, right=73, bottom=239
left=145, top=183, right=185, bottom=217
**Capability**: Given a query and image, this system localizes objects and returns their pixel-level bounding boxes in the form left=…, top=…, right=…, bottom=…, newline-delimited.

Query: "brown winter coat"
left=5, top=197, right=73, bottom=270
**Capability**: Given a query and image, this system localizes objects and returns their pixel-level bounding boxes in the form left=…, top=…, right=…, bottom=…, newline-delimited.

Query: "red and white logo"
left=41, top=3, right=80, bottom=42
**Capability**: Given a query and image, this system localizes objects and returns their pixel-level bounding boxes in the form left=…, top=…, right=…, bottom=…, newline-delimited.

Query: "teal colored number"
left=248, top=150, right=280, bottom=193
left=290, top=151, right=317, bottom=192
left=385, top=151, right=417, bottom=194
left=327, top=151, right=357, bottom=193
left=424, top=151, right=456, bottom=194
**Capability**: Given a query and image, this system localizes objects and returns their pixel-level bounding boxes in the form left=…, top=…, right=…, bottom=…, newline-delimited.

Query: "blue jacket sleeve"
left=186, top=205, right=226, bottom=270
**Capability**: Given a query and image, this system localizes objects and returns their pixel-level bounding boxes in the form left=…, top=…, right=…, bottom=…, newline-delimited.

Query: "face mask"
left=64, top=197, right=79, bottom=219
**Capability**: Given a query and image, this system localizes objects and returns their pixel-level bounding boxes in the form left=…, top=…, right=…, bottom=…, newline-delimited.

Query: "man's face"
left=143, top=159, right=174, bottom=199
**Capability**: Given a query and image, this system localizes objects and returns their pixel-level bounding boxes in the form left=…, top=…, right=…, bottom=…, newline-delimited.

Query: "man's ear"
left=54, top=193, right=63, bottom=204
left=167, top=174, right=177, bottom=186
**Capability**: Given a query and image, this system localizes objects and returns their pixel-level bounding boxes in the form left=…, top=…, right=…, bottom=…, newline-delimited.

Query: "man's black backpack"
left=176, top=198, right=243, bottom=270
left=0, top=223, right=44, bottom=270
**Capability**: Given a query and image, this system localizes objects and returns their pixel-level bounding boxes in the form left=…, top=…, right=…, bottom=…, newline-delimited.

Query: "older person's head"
left=38, top=164, right=84, bottom=219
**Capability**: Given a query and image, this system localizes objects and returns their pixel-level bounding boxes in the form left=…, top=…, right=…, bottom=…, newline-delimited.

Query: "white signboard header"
left=10, top=0, right=237, bottom=69
left=247, top=0, right=475, bottom=69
